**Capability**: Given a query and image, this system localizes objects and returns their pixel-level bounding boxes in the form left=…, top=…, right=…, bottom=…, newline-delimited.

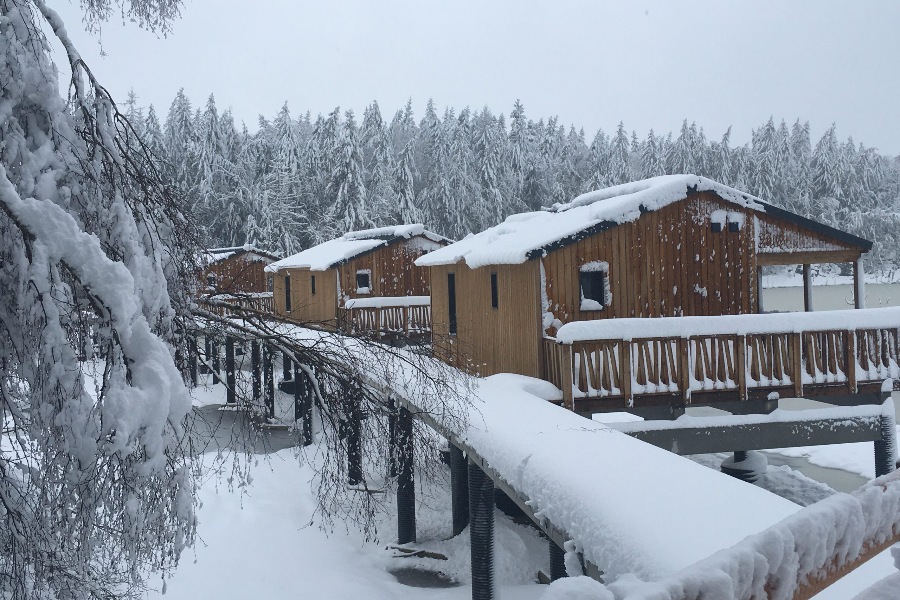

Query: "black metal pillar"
left=201, top=336, right=211, bottom=374
left=301, top=369, right=313, bottom=446
left=549, top=540, right=567, bottom=581
left=346, top=387, right=362, bottom=486
left=225, top=336, right=236, bottom=405
left=875, top=411, right=897, bottom=477
left=396, top=406, right=415, bottom=544
left=468, top=459, right=495, bottom=600
left=449, top=444, right=469, bottom=537
left=189, top=337, right=198, bottom=386
left=211, top=338, right=221, bottom=385
left=251, top=341, right=261, bottom=406
left=263, top=344, right=274, bottom=420
left=282, top=350, right=291, bottom=382
left=388, top=398, right=398, bottom=478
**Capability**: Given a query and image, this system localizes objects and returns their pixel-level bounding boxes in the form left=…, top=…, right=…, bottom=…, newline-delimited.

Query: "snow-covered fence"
left=200, top=292, right=275, bottom=316
left=548, top=307, right=900, bottom=409
left=343, top=296, right=431, bottom=338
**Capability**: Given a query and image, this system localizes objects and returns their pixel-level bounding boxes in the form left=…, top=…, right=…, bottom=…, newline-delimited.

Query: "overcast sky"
left=51, top=0, right=900, bottom=154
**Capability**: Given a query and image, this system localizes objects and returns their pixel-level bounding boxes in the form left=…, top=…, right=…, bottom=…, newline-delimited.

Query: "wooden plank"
left=560, top=343, right=574, bottom=411
left=620, top=341, right=633, bottom=405
left=757, top=249, right=862, bottom=266
left=792, top=332, right=804, bottom=398
left=736, top=335, right=747, bottom=401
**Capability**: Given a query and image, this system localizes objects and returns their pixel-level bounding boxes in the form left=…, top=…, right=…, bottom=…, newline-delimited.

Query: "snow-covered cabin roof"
left=265, top=224, right=451, bottom=273
left=204, top=243, right=280, bottom=265
left=416, top=175, right=872, bottom=269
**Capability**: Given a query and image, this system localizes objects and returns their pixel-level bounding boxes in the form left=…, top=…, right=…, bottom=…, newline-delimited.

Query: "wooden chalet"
left=417, top=175, right=896, bottom=414
left=200, top=244, right=280, bottom=313
left=266, top=225, right=451, bottom=335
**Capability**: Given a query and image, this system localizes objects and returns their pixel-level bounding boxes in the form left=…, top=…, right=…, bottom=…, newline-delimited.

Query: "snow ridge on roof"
left=205, top=243, right=279, bottom=264
left=416, top=175, right=765, bottom=269
left=266, top=224, right=449, bottom=272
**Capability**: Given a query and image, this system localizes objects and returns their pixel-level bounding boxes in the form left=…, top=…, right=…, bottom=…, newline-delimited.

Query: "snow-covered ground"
left=143, top=375, right=899, bottom=600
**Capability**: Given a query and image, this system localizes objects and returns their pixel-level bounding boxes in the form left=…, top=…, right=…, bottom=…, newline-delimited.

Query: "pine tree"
left=394, top=140, right=420, bottom=224
left=327, top=110, right=373, bottom=236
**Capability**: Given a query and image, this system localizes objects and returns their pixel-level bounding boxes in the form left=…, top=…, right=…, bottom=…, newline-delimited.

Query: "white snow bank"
left=267, top=224, right=448, bottom=272
left=484, top=373, right=564, bottom=402
left=555, top=306, right=900, bottom=343
left=416, top=175, right=765, bottom=269
left=344, top=296, right=431, bottom=309
left=540, top=576, right=614, bottom=600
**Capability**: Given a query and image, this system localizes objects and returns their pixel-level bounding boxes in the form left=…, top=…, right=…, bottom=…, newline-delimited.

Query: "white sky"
left=51, top=0, right=900, bottom=154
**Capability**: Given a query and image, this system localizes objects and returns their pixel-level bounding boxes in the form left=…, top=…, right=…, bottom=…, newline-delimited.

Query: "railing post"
left=620, top=341, right=633, bottom=406
left=679, top=337, right=691, bottom=403
left=736, top=335, right=747, bottom=402
left=792, top=332, right=804, bottom=398
left=560, top=343, right=574, bottom=411
left=396, top=406, right=416, bottom=544
left=847, top=330, right=858, bottom=394
left=375, top=308, right=382, bottom=340
left=449, top=443, right=469, bottom=537
left=225, top=336, right=236, bottom=405
left=469, top=459, right=495, bottom=600
left=404, top=306, right=410, bottom=337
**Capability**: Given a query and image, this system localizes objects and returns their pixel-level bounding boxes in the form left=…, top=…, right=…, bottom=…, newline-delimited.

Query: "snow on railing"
left=343, top=296, right=431, bottom=337
left=199, top=292, right=274, bottom=316
left=607, top=469, right=900, bottom=600
left=545, top=307, right=900, bottom=409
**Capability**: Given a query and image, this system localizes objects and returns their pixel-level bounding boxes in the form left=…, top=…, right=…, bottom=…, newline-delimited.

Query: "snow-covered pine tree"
left=394, top=140, right=421, bottom=224
left=608, top=121, right=633, bottom=185
left=361, top=101, right=396, bottom=226
left=326, top=110, right=373, bottom=236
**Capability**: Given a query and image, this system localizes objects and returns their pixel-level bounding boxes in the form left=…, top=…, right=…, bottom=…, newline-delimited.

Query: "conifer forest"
left=136, top=90, right=900, bottom=274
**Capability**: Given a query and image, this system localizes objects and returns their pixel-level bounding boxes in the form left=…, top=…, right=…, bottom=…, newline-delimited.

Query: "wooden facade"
left=200, top=247, right=278, bottom=296
left=272, top=234, right=443, bottom=328
left=430, top=190, right=870, bottom=380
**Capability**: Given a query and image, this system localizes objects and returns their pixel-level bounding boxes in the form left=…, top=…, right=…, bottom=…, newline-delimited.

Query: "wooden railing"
left=545, top=313, right=900, bottom=410
left=200, top=292, right=274, bottom=316
left=343, top=301, right=431, bottom=339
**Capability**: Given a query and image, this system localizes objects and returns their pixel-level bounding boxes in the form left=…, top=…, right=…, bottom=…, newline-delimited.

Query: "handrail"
left=547, top=310, right=900, bottom=409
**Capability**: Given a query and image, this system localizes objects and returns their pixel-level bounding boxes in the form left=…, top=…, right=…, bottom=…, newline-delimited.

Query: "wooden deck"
left=543, top=317, right=900, bottom=413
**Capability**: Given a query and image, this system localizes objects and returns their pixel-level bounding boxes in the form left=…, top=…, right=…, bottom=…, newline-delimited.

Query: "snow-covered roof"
left=265, top=224, right=450, bottom=273
left=416, top=175, right=869, bottom=269
left=204, top=243, right=280, bottom=264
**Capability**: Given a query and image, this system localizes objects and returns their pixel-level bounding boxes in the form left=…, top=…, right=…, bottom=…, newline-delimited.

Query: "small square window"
left=356, top=270, right=371, bottom=294
left=579, top=261, right=610, bottom=312
left=206, top=272, right=217, bottom=289
left=711, top=222, right=723, bottom=233
left=728, top=221, right=740, bottom=233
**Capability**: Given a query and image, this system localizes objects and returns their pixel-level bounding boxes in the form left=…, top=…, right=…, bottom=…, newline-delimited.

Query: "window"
left=579, top=261, right=610, bottom=312
left=206, top=272, right=217, bottom=289
left=490, top=273, right=498, bottom=309
left=447, top=273, right=457, bottom=335
left=267, top=275, right=273, bottom=293
left=710, top=209, right=726, bottom=233
left=311, top=274, right=316, bottom=295
left=284, top=276, right=292, bottom=312
left=356, top=269, right=371, bottom=294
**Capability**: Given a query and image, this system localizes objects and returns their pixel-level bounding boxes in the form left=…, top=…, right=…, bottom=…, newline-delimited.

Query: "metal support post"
left=189, top=337, right=198, bottom=386
left=346, top=388, right=362, bottom=486
left=449, top=444, right=469, bottom=537
left=263, top=344, right=274, bottom=420
left=225, top=336, right=236, bottom=405
left=211, top=338, right=221, bottom=385
left=251, top=341, right=261, bottom=405
left=388, top=398, right=398, bottom=478
left=282, top=350, right=291, bottom=382
left=396, top=407, right=416, bottom=544
left=875, top=409, right=897, bottom=478
left=200, top=335, right=211, bottom=374
left=469, top=459, right=495, bottom=600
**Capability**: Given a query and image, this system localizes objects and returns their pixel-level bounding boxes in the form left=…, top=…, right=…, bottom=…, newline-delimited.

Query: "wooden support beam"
left=802, top=264, right=813, bottom=312
left=756, top=249, right=862, bottom=266
left=756, top=266, right=765, bottom=314
left=854, top=257, right=866, bottom=309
